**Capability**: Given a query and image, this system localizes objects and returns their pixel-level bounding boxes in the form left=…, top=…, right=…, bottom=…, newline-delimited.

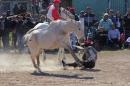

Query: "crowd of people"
left=69, top=6, right=130, bottom=51
left=0, top=0, right=130, bottom=53
left=0, top=7, right=37, bottom=53
left=71, top=7, right=130, bottom=51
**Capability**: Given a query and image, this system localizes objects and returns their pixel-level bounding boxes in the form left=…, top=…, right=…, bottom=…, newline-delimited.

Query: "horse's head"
left=60, top=7, right=84, bottom=38
left=60, top=7, right=75, bottom=20
left=63, top=19, right=84, bottom=39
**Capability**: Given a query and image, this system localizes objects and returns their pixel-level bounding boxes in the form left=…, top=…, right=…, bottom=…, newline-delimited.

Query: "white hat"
left=104, top=13, right=109, bottom=16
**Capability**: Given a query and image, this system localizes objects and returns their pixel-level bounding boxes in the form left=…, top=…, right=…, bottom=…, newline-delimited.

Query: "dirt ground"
left=0, top=49, right=130, bottom=86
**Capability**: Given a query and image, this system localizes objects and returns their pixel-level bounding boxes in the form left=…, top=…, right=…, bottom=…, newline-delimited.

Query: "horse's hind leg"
left=36, top=55, right=42, bottom=72
left=30, top=55, right=41, bottom=72
left=31, top=56, right=38, bottom=70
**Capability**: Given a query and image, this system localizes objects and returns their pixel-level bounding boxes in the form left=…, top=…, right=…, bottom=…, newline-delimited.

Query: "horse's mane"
left=60, top=7, right=75, bottom=20
left=47, top=20, right=65, bottom=30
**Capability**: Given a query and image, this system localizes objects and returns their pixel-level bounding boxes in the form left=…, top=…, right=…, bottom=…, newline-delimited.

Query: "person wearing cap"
left=98, top=13, right=113, bottom=32
left=47, top=0, right=61, bottom=21
left=98, top=13, right=113, bottom=48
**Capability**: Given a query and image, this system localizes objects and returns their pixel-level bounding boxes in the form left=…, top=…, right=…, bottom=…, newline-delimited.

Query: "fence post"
left=125, top=0, right=128, bottom=13
left=108, top=0, right=111, bottom=9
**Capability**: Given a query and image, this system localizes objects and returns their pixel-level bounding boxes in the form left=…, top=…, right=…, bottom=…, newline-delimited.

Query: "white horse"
left=24, top=19, right=84, bottom=72
left=24, top=7, right=85, bottom=72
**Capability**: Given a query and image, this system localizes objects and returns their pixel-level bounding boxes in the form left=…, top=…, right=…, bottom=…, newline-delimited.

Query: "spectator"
left=123, top=9, right=130, bottom=40
left=98, top=13, right=113, bottom=32
left=98, top=13, right=113, bottom=48
left=10, top=17, right=17, bottom=48
left=19, top=5, right=27, bottom=15
left=106, top=8, right=110, bottom=13
left=35, top=3, right=40, bottom=14
left=68, top=7, right=79, bottom=21
left=0, top=16, right=4, bottom=48
left=83, top=7, right=97, bottom=39
left=16, top=16, right=24, bottom=53
left=126, top=37, right=130, bottom=48
left=22, top=17, right=35, bottom=34
left=120, top=32, right=125, bottom=49
left=2, top=11, right=12, bottom=50
left=115, top=11, right=124, bottom=33
left=108, top=9, right=116, bottom=23
left=13, top=4, right=20, bottom=15
left=69, top=32, right=78, bottom=51
left=108, top=25, right=120, bottom=48
left=79, top=11, right=84, bottom=18
left=42, top=0, right=50, bottom=9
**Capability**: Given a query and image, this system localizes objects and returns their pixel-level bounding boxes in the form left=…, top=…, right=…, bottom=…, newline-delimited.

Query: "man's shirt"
left=108, top=29, right=120, bottom=40
left=98, top=19, right=113, bottom=31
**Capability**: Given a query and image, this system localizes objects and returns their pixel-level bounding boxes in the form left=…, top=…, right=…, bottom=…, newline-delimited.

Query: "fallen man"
left=62, top=46, right=97, bottom=69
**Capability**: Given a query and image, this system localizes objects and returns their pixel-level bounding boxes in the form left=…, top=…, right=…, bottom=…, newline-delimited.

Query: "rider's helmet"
left=53, top=0, right=61, bottom=4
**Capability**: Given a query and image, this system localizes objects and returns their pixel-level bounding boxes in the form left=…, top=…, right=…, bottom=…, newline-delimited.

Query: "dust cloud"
left=0, top=52, right=63, bottom=73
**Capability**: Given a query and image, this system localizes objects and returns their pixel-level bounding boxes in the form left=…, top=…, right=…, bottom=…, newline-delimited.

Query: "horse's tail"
left=26, top=28, right=38, bottom=34
left=23, top=27, right=39, bottom=46
left=23, top=33, right=30, bottom=47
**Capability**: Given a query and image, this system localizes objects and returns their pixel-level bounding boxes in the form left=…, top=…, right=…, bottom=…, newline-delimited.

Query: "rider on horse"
left=47, top=0, right=61, bottom=21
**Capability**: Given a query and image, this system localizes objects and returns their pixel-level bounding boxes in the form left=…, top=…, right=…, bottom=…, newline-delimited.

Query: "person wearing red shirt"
left=47, top=0, right=61, bottom=21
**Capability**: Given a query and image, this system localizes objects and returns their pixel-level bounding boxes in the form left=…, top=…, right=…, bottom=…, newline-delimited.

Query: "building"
left=72, top=0, right=130, bottom=17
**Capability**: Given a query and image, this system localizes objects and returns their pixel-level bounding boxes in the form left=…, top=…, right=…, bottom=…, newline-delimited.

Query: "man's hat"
left=54, top=0, right=61, bottom=4
left=104, top=13, right=109, bottom=16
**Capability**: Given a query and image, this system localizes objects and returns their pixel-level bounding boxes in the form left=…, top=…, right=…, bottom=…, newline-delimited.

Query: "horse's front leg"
left=36, top=55, right=40, bottom=67
left=31, top=54, right=41, bottom=72
left=58, top=48, right=66, bottom=62
left=65, top=44, right=82, bottom=67
left=31, top=55, right=38, bottom=70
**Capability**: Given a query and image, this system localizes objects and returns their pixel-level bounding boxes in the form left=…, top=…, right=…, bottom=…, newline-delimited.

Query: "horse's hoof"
left=37, top=68, right=42, bottom=73
left=63, top=67, right=67, bottom=70
left=33, top=70, right=38, bottom=73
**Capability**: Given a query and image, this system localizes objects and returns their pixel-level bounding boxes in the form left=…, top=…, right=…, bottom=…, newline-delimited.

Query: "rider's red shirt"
left=52, top=8, right=61, bottom=20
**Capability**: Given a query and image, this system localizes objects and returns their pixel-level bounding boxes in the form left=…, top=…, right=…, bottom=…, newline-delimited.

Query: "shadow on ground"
left=81, top=68, right=101, bottom=72
left=31, top=71, right=94, bottom=80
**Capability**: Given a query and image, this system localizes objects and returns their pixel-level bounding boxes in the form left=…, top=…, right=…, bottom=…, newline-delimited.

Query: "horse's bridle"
left=61, top=8, right=75, bottom=20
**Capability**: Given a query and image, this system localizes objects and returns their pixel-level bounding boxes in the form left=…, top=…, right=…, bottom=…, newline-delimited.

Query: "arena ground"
left=0, top=49, right=130, bottom=86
